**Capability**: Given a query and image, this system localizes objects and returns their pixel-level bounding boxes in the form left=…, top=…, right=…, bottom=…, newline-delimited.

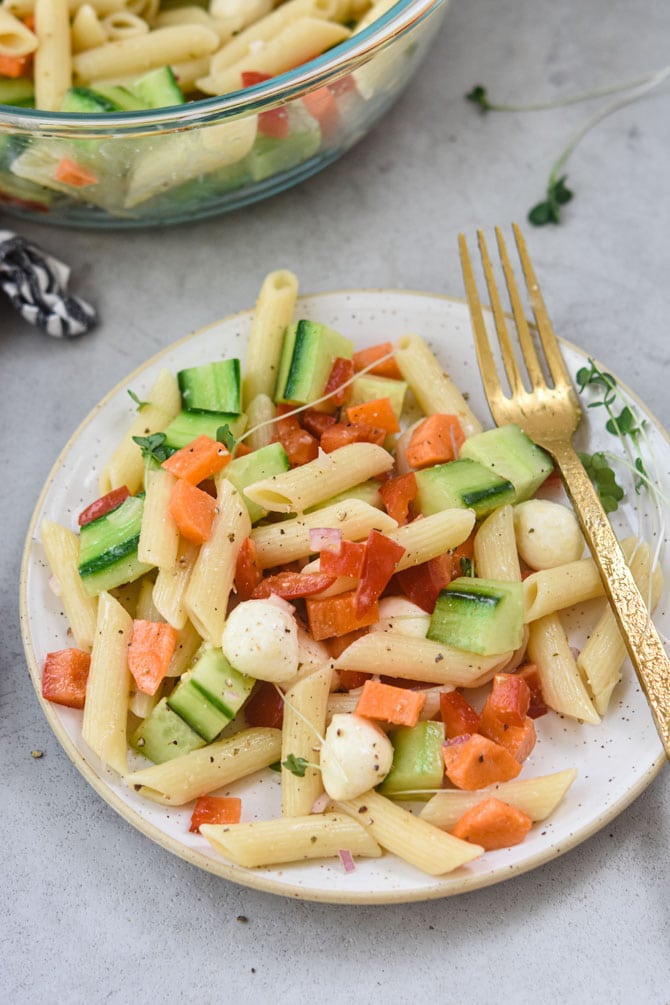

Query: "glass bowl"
left=0, top=0, right=448, bottom=228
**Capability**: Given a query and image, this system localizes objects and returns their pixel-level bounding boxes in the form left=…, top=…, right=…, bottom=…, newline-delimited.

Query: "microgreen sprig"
left=132, top=431, right=171, bottom=464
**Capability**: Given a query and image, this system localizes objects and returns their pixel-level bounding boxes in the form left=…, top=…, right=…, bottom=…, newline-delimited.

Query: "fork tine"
left=458, top=232, right=505, bottom=409
left=512, top=223, right=574, bottom=389
left=476, top=229, right=525, bottom=398
left=495, top=226, right=546, bottom=389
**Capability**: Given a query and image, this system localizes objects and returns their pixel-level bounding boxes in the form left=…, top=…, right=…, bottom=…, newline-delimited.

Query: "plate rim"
left=19, top=287, right=669, bottom=905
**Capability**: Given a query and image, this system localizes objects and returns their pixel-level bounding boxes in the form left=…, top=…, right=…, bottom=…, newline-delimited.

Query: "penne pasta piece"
left=390, top=508, right=476, bottom=571
left=134, top=575, right=161, bottom=621
left=125, top=726, right=282, bottom=804
left=5, top=0, right=124, bottom=16
left=244, top=393, right=277, bottom=451
left=250, top=499, right=397, bottom=569
left=281, top=662, right=333, bottom=816
left=243, top=269, right=299, bottom=408
left=527, top=614, right=600, bottom=724
left=474, top=504, right=521, bottom=581
left=33, top=0, right=71, bottom=111
left=578, top=542, right=664, bottom=714
left=82, top=591, right=132, bottom=775
left=200, top=812, right=382, bottom=868
left=71, top=4, right=108, bottom=53
left=165, top=619, right=201, bottom=678
left=99, top=369, right=181, bottom=496
left=245, top=442, right=393, bottom=515
left=151, top=538, right=199, bottom=629
left=184, top=479, right=251, bottom=643
left=0, top=8, right=37, bottom=56
left=334, top=632, right=513, bottom=687
left=73, top=24, right=219, bottom=83
left=199, top=16, right=350, bottom=95
left=100, top=11, right=149, bottom=40
left=419, top=769, right=578, bottom=828
left=335, top=790, right=484, bottom=875
left=40, top=519, right=98, bottom=651
left=137, top=465, right=179, bottom=570
left=394, top=334, right=483, bottom=438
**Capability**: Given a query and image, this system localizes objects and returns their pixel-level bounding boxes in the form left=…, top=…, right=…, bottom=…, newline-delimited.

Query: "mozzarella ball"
left=222, top=599, right=298, bottom=683
left=370, top=597, right=431, bottom=638
left=320, top=714, right=394, bottom=800
left=513, top=499, right=584, bottom=570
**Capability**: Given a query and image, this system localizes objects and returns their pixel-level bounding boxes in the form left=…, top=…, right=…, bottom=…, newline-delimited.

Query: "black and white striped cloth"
left=0, top=230, right=97, bottom=337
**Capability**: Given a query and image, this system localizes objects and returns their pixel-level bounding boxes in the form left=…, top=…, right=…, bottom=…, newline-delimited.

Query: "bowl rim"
left=0, top=0, right=447, bottom=136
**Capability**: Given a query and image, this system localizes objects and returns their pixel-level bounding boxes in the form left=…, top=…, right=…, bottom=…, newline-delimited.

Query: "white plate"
left=20, top=290, right=669, bottom=904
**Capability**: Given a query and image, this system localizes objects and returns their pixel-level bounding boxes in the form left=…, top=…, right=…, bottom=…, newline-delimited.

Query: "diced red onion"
left=339, top=848, right=356, bottom=873
left=310, top=792, right=330, bottom=814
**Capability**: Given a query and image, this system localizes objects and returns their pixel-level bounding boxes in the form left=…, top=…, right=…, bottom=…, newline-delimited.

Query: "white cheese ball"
left=320, top=714, right=394, bottom=800
left=370, top=597, right=431, bottom=638
left=513, top=499, right=584, bottom=570
left=222, top=599, right=299, bottom=684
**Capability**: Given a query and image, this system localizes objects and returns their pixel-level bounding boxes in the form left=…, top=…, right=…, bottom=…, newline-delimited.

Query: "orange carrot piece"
left=345, top=397, right=400, bottom=434
left=405, top=414, right=465, bottom=469
left=54, top=158, right=99, bottom=188
left=189, top=796, right=242, bottom=833
left=42, top=648, right=91, bottom=709
left=442, top=733, right=521, bottom=790
left=355, top=679, right=426, bottom=727
left=0, top=52, right=32, bottom=78
left=451, top=797, right=532, bottom=850
left=169, top=478, right=217, bottom=544
left=478, top=704, right=537, bottom=763
left=306, top=589, right=379, bottom=641
left=353, top=341, right=403, bottom=380
left=128, top=619, right=178, bottom=695
left=161, top=434, right=230, bottom=484
left=319, top=420, right=386, bottom=453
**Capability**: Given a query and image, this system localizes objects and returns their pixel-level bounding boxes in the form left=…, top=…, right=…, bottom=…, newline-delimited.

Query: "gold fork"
left=459, top=223, right=670, bottom=759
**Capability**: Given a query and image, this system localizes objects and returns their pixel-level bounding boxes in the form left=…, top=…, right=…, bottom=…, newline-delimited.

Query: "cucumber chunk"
left=415, top=458, right=515, bottom=518
left=178, top=358, right=241, bottom=414
left=162, top=409, right=247, bottom=452
left=128, top=66, right=185, bottom=109
left=78, top=495, right=153, bottom=596
left=61, top=86, right=121, bottom=113
left=428, top=577, right=524, bottom=656
left=130, top=697, right=206, bottom=764
left=167, top=645, right=255, bottom=742
left=274, top=320, right=354, bottom=405
left=459, top=424, right=553, bottom=504
left=224, top=441, right=290, bottom=523
left=378, top=721, right=445, bottom=799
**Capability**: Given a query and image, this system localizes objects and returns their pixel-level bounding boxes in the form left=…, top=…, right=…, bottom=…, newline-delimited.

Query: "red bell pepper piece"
left=189, top=796, right=242, bottom=833
left=250, top=570, right=336, bottom=599
left=487, top=673, right=531, bottom=727
left=319, top=420, right=386, bottom=452
left=440, top=690, right=481, bottom=738
left=244, top=680, right=284, bottom=729
left=379, top=472, right=417, bottom=525
left=323, top=356, right=354, bottom=407
left=41, top=648, right=91, bottom=708
left=319, top=538, right=366, bottom=578
left=276, top=405, right=319, bottom=466
left=234, top=537, right=263, bottom=601
left=355, top=530, right=405, bottom=615
left=78, top=486, right=130, bottom=526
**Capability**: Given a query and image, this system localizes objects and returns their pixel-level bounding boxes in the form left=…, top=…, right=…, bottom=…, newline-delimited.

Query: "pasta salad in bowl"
left=0, top=0, right=448, bottom=227
left=20, top=274, right=669, bottom=902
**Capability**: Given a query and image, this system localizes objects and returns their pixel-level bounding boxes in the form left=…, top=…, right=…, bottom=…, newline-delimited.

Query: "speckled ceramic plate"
left=20, top=290, right=669, bottom=904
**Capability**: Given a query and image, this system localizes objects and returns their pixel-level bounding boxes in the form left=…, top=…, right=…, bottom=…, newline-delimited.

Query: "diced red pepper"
left=319, top=538, right=366, bottom=578
left=440, top=690, right=481, bottom=738
left=234, top=537, right=263, bottom=601
left=300, top=408, right=337, bottom=439
left=42, top=649, right=91, bottom=709
left=241, top=71, right=272, bottom=87
left=319, top=420, right=386, bottom=453
left=323, top=356, right=355, bottom=408
left=258, top=106, right=290, bottom=138
left=250, top=570, right=335, bottom=599
left=355, top=530, right=406, bottom=615
left=189, top=796, right=242, bottom=833
left=78, top=486, right=130, bottom=526
left=337, top=669, right=373, bottom=690
left=517, top=663, right=549, bottom=719
left=276, top=405, right=319, bottom=466
left=486, top=673, right=531, bottom=727
left=244, top=680, right=284, bottom=728
left=395, top=551, right=454, bottom=612
left=302, top=86, right=341, bottom=139
left=379, top=472, right=417, bottom=525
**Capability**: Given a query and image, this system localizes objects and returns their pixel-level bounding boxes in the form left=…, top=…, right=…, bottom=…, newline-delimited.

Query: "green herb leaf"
left=605, top=405, right=640, bottom=437
left=127, top=389, right=148, bottom=411
left=579, top=451, right=624, bottom=513
left=282, top=754, right=310, bottom=778
left=216, top=423, right=236, bottom=452
left=132, top=432, right=171, bottom=464
left=465, top=84, right=492, bottom=112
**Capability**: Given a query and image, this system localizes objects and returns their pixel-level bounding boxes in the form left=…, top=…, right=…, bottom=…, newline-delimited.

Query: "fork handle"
left=550, top=440, right=670, bottom=759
